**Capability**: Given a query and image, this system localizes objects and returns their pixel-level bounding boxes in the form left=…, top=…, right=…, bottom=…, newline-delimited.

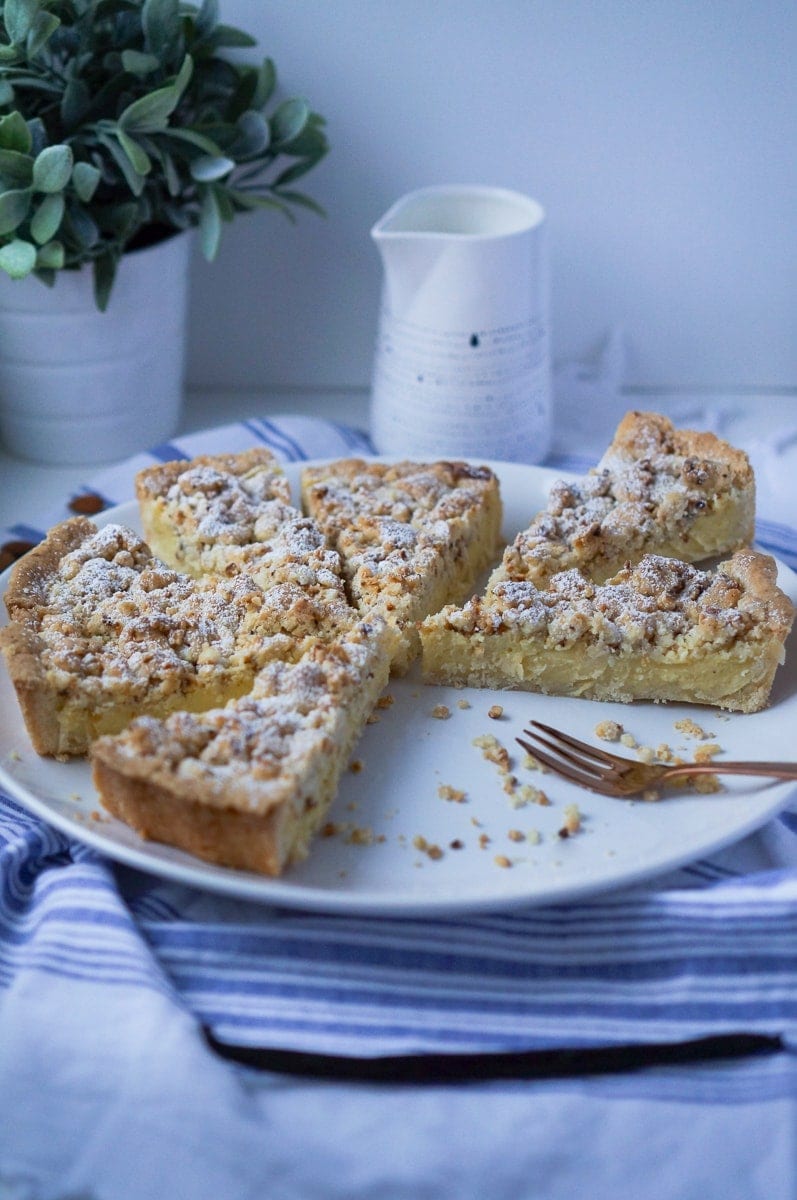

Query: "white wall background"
left=185, top=0, right=797, bottom=395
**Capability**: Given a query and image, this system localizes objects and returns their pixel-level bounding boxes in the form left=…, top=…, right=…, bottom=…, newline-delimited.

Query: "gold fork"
left=516, top=720, right=797, bottom=799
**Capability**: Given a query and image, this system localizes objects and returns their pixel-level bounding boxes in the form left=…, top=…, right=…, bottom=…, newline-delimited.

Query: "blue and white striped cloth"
left=1, top=414, right=796, bottom=1200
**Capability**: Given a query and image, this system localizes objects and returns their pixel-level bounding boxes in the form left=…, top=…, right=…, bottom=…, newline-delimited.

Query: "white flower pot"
left=0, top=231, right=191, bottom=465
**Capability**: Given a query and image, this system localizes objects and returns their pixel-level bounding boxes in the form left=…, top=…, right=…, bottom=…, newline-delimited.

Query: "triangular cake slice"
left=92, top=619, right=394, bottom=875
left=136, top=448, right=347, bottom=604
left=301, top=458, right=503, bottom=670
left=0, top=516, right=362, bottom=758
left=420, top=551, right=793, bottom=713
left=490, top=411, right=755, bottom=590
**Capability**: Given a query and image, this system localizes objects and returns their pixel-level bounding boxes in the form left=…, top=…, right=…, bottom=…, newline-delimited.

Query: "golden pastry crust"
left=136, top=448, right=346, bottom=603
left=92, top=622, right=394, bottom=875
left=301, top=458, right=503, bottom=670
left=421, top=550, right=794, bottom=713
left=491, top=411, right=756, bottom=589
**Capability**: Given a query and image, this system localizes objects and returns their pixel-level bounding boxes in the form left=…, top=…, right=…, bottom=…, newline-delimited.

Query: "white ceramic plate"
left=1, top=460, right=796, bottom=915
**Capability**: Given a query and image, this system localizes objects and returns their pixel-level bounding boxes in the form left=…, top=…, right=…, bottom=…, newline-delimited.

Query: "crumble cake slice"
left=0, top=517, right=360, bottom=758
left=91, top=619, right=394, bottom=876
left=490, top=410, right=755, bottom=590
left=420, top=550, right=793, bottom=713
left=301, top=458, right=503, bottom=670
left=136, top=448, right=347, bottom=604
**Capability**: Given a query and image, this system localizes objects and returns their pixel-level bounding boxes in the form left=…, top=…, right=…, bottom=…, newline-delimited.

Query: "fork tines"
left=516, top=721, right=621, bottom=793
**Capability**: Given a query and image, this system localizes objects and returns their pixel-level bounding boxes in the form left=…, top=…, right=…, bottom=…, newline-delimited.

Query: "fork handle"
left=665, top=762, right=797, bottom=782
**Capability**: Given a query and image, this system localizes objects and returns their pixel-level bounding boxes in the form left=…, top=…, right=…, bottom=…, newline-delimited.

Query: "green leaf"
left=120, top=49, right=161, bottom=76
left=142, top=0, right=180, bottom=55
left=0, top=147, right=33, bottom=188
left=64, top=203, right=99, bottom=249
left=118, top=54, right=193, bottom=132
left=0, top=236, right=36, bottom=277
left=72, top=161, right=101, bottom=202
left=0, top=187, right=30, bottom=234
left=26, top=10, right=60, bottom=57
left=4, top=0, right=40, bottom=47
left=30, top=191, right=64, bottom=242
left=195, top=0, right=219, bottom=38
left=35, top=238, right=64, bottom=269
left=252, top=57, right=276, bottom=110
left=269, top=98, right=309, bottom=147
left=93, top=252, right=118, bottom=312
left=26, top=117, right=46, bottom=156
left=230, top=110, right=269, bottom=158
left=190, top=154, right=233, bottom=183
left=0, top=112, right=32, bottom=154
left=32, top=144, right=73, bottom=193
left=115, top=129, right=151, bottom=176
left=98, top=133, right=146, bottom=196
left=273, top=154, right=326, bottom=188
left=100, top=200, right=140, bottom=240
left=274, top=189, right=326, bottom=218
left=60, top=78, right=90, bottom=129
left=198, top=184, right=221, bottom=259
left=161, top=126, right=224, bottom=155
left=209, top=24, right=256, bottom=49
left=0, top=44, right=22, bottom=64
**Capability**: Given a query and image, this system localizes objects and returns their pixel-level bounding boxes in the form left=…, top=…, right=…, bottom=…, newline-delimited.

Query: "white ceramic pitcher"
left=370, top=185, right=552, bottom=462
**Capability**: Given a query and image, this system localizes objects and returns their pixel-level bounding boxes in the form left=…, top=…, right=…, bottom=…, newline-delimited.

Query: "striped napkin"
left=1, top=414, right=796, bottom=1200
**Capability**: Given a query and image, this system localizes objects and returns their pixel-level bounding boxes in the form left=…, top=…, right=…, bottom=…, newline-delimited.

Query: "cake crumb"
left=457, top=698, right=471, bottom=710
left=519, top=784, right=550, bottom=807
left=488, top=704, right=504, bottom=720
left=558, top=803, right=583, bottom=838
left=473, top=733, right=511, bottom=773
left=431, top=704, right=451, bottom=720
left=494, top=854, right=512, bottom=869
left=691, top=774, right=723, bottom=794
left=656, top=743, right=674, bottom=763
left=507, top=829, right=525, bottom=842
left=346, top=825, right=378, bottom=846
left=438, top=783, right=467, bottom=803
left=620, top=732, right=637, bottom=749
left=376, top=694, right=394, bottom=709
left=527, top=829, right=542, bottom=845
left=636, top=745, right=656, bottom=764
left=693, top=742, right=722, bottom=763
left=595, top=720, right=623, bottom=742
left=366, top=713, right=380, bottom=725
left=478, top=833, right=491, bottom=849
left=413, top=834, right=443, bottom=859
left=7, top=749, right=22, bottom=762
left=349, top=759, right=364, bottom=774
left=642, top=789, right=661, bottom=802
left=674, top=718, right=713, bottom=740
left=450, top=839, right=464, bottom=850
left=321, top=821, right=341, bottom=838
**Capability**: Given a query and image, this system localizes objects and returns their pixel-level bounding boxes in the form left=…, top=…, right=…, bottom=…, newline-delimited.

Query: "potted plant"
left=0, top=0, right=328, bottom=463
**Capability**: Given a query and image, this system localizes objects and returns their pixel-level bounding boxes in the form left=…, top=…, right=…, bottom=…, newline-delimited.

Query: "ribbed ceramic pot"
left=0, top=230, right=191, bottom=465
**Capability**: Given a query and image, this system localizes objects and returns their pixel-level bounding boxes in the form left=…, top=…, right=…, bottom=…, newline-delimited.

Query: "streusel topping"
left=106, top=634, right=382, bottom=806
left=441, top=554, right=768, bottom=652
left=493, top=411, right=754, bottom=586
left=33, top=524, right=361, bottom=703
left=501, top=452, right=739, bottom=581
left=142, top=458, right=292, bottom=546
left=304, top=459, right=498, bottom=593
